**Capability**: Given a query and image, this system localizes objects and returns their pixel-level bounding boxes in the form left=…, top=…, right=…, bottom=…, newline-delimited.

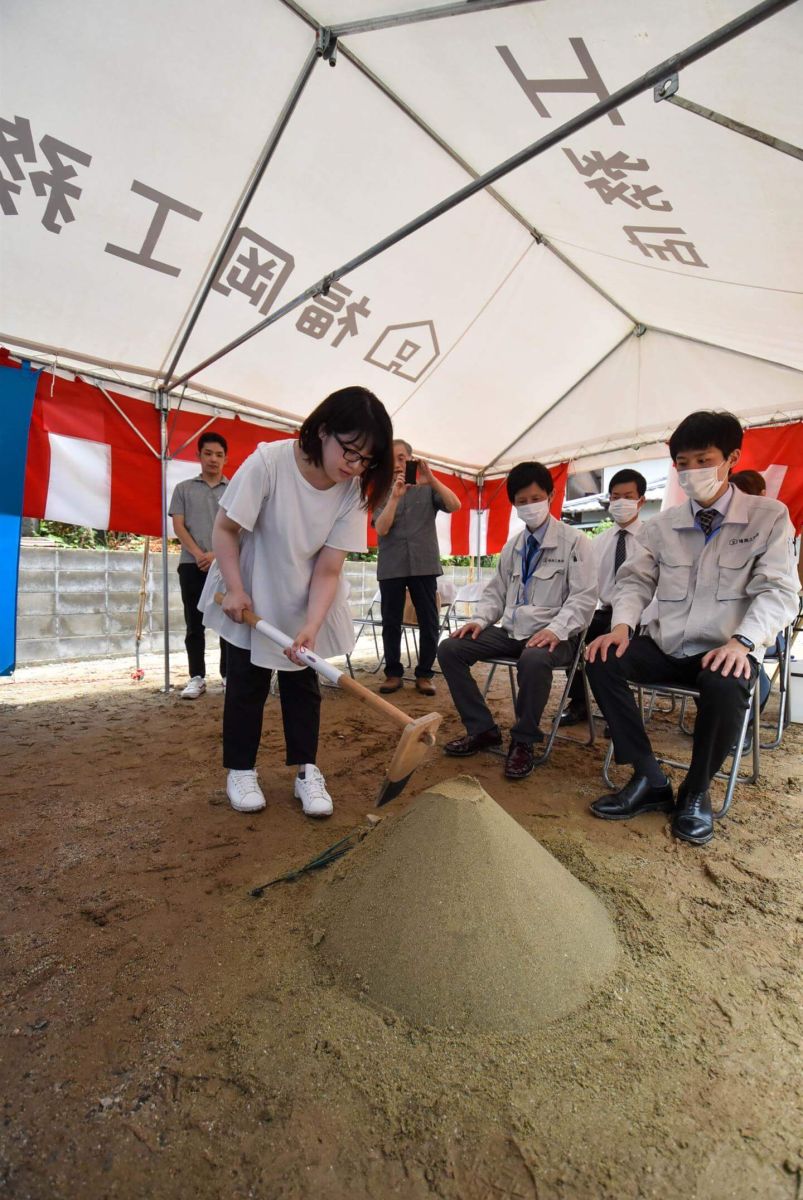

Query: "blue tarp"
left=0, top=363, right=39, bottom=675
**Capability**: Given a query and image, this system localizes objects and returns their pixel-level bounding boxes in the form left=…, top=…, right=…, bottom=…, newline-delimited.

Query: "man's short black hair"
left=198, top=430, right=228, bottom=454
left=506, top=461, right=554, bottom=503
left=609, top=468, right=647, bottom=497
left=668, top=410, right=742, bottom=462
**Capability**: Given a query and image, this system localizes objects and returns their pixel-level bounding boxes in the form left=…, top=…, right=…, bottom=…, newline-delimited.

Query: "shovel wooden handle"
left=215, top=593, right=415, bottom=730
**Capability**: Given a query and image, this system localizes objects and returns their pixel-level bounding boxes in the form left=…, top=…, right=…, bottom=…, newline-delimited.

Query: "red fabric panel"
left=738, top=423, right=803, bottom=534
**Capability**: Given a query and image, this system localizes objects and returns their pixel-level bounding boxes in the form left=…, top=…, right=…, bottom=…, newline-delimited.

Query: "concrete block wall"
left=15, top=546, right=490, bottom=667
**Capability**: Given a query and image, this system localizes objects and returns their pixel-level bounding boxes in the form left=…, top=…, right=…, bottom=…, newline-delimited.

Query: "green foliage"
left=33, top=521, right=147, bottom=551
left=586, top=519, right=613, bottom=538
left=444, top=554, right=498, bottom=568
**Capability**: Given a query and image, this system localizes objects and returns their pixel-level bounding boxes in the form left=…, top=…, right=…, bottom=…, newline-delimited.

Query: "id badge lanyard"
left=517, top=536, right=545, bottom=606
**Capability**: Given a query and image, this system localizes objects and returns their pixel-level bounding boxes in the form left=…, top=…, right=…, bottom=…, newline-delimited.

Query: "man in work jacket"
left=586, top=410, right=799, bottom=847
left=437, top=461, right=597, bottom=780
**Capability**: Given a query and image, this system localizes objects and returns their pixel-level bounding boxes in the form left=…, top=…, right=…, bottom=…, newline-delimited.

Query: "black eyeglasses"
left=332, top=432, right=377, bottom=470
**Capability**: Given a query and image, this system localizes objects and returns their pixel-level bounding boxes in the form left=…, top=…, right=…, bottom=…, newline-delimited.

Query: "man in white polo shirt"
left=169, top=431, right=229, bottom=699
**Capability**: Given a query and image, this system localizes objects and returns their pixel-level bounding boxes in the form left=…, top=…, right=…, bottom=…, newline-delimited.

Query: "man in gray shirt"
left=374, top=440, right=461, bottom=695
left=168, top=431, right=229, bottom=699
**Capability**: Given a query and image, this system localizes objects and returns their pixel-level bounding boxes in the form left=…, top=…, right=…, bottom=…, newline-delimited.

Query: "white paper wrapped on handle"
left=253, top=616, right=343, bottom=685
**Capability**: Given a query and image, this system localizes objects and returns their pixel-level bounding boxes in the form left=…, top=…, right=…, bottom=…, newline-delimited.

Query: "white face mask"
left=516, top=499, right=550, bottom=529
left=676, top=462, right=727, bottom=505
left=608, top=498, right=640, bottom=525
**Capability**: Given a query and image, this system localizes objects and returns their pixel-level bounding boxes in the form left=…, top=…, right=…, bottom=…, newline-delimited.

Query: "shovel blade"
left=374, top=711, right=441, bottom=808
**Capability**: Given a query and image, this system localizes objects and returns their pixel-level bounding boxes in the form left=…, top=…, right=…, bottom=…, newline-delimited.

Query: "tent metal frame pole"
left=663, top=91, right=803, bottom=162
left=645, top=325, right=803, bottom=376
left=329, top=0, right=537, bottom=38
left=482, top=330, right=636, bottom=474
left=166, top=0, right=795, bottom=397
left=160, top=42, right=320, bottom=393
left=158, top=392, right=171, bottom=694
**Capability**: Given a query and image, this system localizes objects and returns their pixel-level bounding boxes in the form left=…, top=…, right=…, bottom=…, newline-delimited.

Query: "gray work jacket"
left=612, top=490, right=799, bottom=658
left=473, top=517, right=598, bottom=643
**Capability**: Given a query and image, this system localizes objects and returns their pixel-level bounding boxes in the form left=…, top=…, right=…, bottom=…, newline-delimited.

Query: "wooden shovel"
left=214, top=594, right=441, bottom=806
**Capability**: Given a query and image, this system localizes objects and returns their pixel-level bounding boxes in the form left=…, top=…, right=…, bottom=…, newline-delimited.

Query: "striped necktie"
left=614, top=528, right=628, bottom=575
left=698, top=508, right=717, bottom=537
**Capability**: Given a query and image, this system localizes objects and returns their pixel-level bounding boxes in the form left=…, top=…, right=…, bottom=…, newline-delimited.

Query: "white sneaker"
left=181, top=676, right=206, bottom=699
left=294, top=765, right=333, bottom=817
left=226, top=769, right=266, bottom=813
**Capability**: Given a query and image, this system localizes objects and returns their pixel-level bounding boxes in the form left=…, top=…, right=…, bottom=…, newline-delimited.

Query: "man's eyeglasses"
left=333, top=433, right=377, bottom=470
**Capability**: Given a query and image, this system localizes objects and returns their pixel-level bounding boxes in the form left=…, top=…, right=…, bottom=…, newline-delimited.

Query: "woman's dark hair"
left=729, top=468, right=766, bottom=496
left=198, top=430, right=228, bottom=454
left=298, top=386, right=393, bottom=507
left=609, top=468, right=647, bottom=497
left=506, top=461, right=554, bottom=503
left=668, top=410, right=743, bottom=462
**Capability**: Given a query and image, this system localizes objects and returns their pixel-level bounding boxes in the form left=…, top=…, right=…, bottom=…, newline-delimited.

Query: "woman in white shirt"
left=202, top=386, right=393, bottom=816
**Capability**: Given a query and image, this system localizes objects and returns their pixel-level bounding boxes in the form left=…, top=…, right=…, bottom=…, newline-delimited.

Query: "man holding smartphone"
left=373, top=439, right=461, bottom=695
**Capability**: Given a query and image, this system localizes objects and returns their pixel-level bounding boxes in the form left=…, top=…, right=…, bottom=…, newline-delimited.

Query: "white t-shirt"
left=199, top=440, right=367, bottom=670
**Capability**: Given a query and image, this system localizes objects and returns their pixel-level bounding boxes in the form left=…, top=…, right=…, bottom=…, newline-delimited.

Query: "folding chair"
left=351, top=588, right=414, bottom=675
left=601, top=675, right=761, bottom=819
left=480, top=632, right=596, bottom=766
left=759, top=599, right=802, bottom=750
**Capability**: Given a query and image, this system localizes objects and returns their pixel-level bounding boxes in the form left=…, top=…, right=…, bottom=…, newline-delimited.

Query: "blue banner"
left=0, top=363, right=40, bottom=676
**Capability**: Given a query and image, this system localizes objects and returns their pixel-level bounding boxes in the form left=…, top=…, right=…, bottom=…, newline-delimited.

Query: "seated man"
left=560, top=468, right=648, bottom=726
left=437, top=462, right=597, bottom=779
left=586, top=410, right=799, bottom=846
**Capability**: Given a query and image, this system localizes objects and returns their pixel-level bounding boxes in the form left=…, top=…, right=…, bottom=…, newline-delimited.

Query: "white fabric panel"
left=502, top=331, right=803, bottom=470
left=435, top=509, right=453, bottom=558
left=165, top=459, right=203, bottom=538
left=1, top=0, right=311, bottom=366
left=45, top=434, right=111, bottom=527
left=468, top=509, right=489, bottom=558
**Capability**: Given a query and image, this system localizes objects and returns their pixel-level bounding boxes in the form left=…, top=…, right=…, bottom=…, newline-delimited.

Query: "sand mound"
left=314, top=776, right=619, bottom=1032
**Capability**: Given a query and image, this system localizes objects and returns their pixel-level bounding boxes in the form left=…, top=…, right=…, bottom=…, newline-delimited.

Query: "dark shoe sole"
left=504, top=764, right=536, bottom=780
left=672, top=824, right=714, bottom=846
left=590, top=799, right=674, bottom=821
left=379, top=680, right=403, bottom=694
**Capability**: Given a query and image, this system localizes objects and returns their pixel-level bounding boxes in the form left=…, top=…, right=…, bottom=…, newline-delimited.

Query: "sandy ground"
left=1, top=641, right=802, bottom=1200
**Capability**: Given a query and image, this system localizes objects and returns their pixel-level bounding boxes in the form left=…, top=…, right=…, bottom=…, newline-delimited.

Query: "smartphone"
left=404, top=459, right=418, bottom=486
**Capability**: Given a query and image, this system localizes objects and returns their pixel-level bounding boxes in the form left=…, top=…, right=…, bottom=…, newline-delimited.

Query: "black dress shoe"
left=591, top=774, right=674, bottom=821
left=559, top=703, right=588, bottom=727
left=504, top=740, right=535, bottom=779
left=672, top=788, right=714, bottom=845
left=444, top=726, right=503, bottom=757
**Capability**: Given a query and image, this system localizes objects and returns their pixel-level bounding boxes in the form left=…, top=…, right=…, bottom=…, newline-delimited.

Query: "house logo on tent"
left=364, top=321, right=439, bottom=383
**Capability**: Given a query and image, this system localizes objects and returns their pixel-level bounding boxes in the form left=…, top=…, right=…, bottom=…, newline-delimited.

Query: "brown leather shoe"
left=444, top=727, right=503, bottom=757
left=504, top=740, right=535, bottom=779
left=379, top=676, right=403, bottom=694
left=415, top=677, right=436, bottom=696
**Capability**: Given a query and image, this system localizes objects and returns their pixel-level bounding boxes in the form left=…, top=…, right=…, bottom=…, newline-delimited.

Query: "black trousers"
left=437, top=625, right=575, bottom=746
left=177, top=562, right=227, bottom=679
left=379, top=574, right=440, bottom=678
left=222, top=641, right=320, bottom=770
left=586, top=635, right=758, bottom=792
left=566, top=607, right=612, bottom=705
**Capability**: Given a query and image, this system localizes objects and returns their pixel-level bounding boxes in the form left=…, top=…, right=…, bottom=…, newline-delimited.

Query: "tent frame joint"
left=316, top=27, right=338, bottom=66
left=654, top=73, right=679, bottom=101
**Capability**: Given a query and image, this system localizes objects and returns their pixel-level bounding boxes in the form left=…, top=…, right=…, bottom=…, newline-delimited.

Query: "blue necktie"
left=523, top=534, right=539, bottom=582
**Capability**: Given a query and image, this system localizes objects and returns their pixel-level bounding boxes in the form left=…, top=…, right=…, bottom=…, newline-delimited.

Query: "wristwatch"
left=733, top=634, right=755, bottom=652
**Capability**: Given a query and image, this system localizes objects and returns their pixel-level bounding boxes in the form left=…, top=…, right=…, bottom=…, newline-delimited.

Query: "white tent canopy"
left=3, top=0, right=802, bottom=475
